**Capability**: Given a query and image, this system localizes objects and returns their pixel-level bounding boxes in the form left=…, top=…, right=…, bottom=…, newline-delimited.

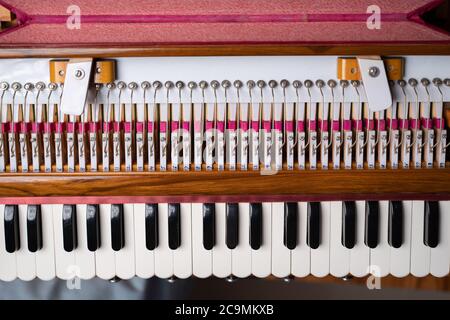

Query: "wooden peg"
left=337, top=57, right=404, bottom=81
left=94, top=60, right=116, bottom=84
left=49, top=60, right=69, bottom=84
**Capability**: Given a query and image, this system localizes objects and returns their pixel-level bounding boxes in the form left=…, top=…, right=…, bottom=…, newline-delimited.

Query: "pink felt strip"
left=147, top=121, right=153, bottom=133
left=421, top=118, right=433, bottom=129
left=309, top=120, right=317, bottom=131
left=367, top=119, right=375, bottom=131
left=20, top=122, right=30, bottom=133
left=251, top=121, right=259, bottom=132
left=239, top=120, right=248, bottom=132
left=274, top=121, right=282, bottom=131
left=113, top=122, right=122, bottom=132
left=103, top=122, right=112, bottom=133
left=227, top=121, right=236, bottom=130
left=171, top=121, right=179, bottom=132
left=124, top=122, right=132, bottom=133
left=194, top=121, right=201, bottom=133
left=332, top=120, right=340, bottom=132
left=136, top=122, right=144, bottom=133
left=399, top=119, right=409, bottom=130
left=388, top=119, right=398, bottom=130
left=434, top=118, right=444, bottom=129
left=89, top=122, right=99, bottom=133
left=319, top=120, right=328, bottom=131
left=409, top=119, right=421, bottom=129
left=352, top=120, right=363, bottom=131
left=55, top=122, right=65, bottom=133
left=217, top=121, right=225, bottom=133
left=182, top=121, right=190, bottom=131
left=77, top=122, right=87, bottom=134
left=43, top=122, right=53, bottom=133
left=263, top=120, right=271, bottom=132
left=1, top=123, right=9, bottom=133
left=297, top=121, right=305, bottom=132
left=66, top=122, right=75, bottom=133
left=343, top=120, right=352, bottom=131
left=376, top=119, right=386, bottom=131
left=205, top=120, right=214, bottom=131
left=10, top=122, right=19, bottom=133
left=31, top=122, right=42, bottom=133
left=159, top=121, right=167, bottom=133
left=285, top=121, right=294, bottom=132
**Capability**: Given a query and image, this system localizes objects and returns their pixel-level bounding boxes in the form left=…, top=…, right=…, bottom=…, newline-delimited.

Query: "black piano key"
left=364, top=201, right=379, bottom=249
left=145, top=204, right=158, bottom=250
left=424, top=201, right=439, bottom=248
left=284, top=202, right=298, bottom=250
left=62, top=204, right=77, bottom=252
left=111, top=204, right=125, bottom=251
left=307, top=202, right=321, bottom=249
left=249, top=203, right=262, bottom=250
left=168, top=203, right=181, bottom=250
left=203, top=203, right=215, bottom=250
left=4, top=205, right=20, bottom=253
left=226, top=203, right=239, bottom=250
left=388, top=201, right=403, bottom=249
left=86, top=204, right=101, bottom=252
left=27, top=205, right=42, bottom=253
left=342, top=201, right=356, bottom=249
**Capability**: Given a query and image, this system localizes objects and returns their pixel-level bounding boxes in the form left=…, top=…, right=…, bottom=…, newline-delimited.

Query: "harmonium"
left=0, top=0, right=449, bottom=289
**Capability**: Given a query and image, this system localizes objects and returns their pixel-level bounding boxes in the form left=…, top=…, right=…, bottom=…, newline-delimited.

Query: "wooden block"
left=94, top=60, right=116, bottom=84
left=337, top=57, right=404, bottom=81
left=0, top=6, right=11, bottom=22
left=49, top=60, right=69, bottom=84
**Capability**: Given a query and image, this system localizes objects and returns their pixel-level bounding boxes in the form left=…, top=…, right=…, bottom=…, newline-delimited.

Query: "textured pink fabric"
left=0, top=0, right=448, bottom=45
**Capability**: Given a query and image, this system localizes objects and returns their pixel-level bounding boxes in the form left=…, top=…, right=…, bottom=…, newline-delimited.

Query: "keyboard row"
left=0, top=201, right=449, bottom=281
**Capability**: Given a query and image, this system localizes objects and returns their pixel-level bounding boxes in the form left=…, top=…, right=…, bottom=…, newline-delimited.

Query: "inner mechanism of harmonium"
left=0, top=56, right=449, bottom=174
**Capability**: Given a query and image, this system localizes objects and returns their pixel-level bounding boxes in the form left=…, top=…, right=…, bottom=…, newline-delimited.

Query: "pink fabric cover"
left=0, top=0, right=448, bottom=46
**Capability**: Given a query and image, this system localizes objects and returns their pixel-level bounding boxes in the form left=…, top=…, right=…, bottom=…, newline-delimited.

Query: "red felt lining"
left=0, top=0, right=448, bottom=46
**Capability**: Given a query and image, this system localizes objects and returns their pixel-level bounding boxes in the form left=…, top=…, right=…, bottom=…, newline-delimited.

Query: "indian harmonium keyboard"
left=0, top=55, right=449, bottom=282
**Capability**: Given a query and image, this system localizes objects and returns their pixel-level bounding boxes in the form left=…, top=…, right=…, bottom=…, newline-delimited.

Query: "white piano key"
left=232, top=203, right=252, bottom=278
left=16, top=205, right=36, bottom=281
left=0, top=204, right=17, bottom=281
left=53, top=204, right=76, bottom=280
left=430, top=201, right=450, bottom=277
left=212, top=203, right=231, bottom=278
left=115, top=204, right=135, bottom=279
left=410, top=201, right=430, bottom=277
left=350, top=201, right=370, bottom=277
left=36, top=204, right=56, bottom=280
left=192, top=203, right=212, bottom=278
left=95, top=204, right=116, bottom=280
left=271, top=202, right=290, bottom=278
left=330, top=202, right=350, bottom=277
left=252, top=202, right=272, bottom=278
left=134, top=204, right=155, bottom=279
left=157, top=203, right=180, bottom=279
left=75, top=205, right=96, bottom=280
left=370, top=201, right=390, bottom=277
left=311, top=202, right=330, bottom=278
left=390, top=201, right=412, bottom=278
left=173, top=203, right=192, bottom=279
left=291, top=202, right=310, bottom=277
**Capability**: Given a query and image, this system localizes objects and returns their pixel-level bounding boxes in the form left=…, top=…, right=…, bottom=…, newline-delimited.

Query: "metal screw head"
left=221, top=80, right=231, bottom=89
left=96, top=67, right=101, bottom=74
left=351, top=80, right=360, bottom=87
left=58, top=70, right=65, bottom=77
left=164, top=81, right=174, bottom=89
left=304, top=80, right=313, bottom=88
left=128, top=82, right=138, bottom=90
left=268, top=80, right=277, bottom=88
left=327, top=80, right=337, bottom=88
left=35, top=82, right=46, bottom=91
left=315, top=79, right=325, bottom=88
left=444, top=78, right=450, bottom=87
left=398, top=79, right=406, bottom=87
left=175, top=81, right=185, bottom=90
left=233, top=80, right=243, bottom=89
left=48, top=82, right=57, bottom=91
left=141, top=81, right=151, bottom=90
left=0, top=82, right=9, bottom=91
left=74, top=69, right=85, bottom=80
left=188, top=81, right=197, bottom=90
left=432, top=78, right=442, bottom=87
left=24, top=83, right=34, bottom=91
left=257, top=80, right=266, bottom=89
left=292, top=80, right=302, bottom=89
left=210, top=80, right=220, bottom=89
left=280, top=79, right=289, bottom=88
left=152, top=81, right=162, bottom=90
left=368, top=66, right=380, bottom=78
left=408, top=78, right=418, bottom=87
left=199, top=81, right=208, bottom=90
left=246, top=80, right=255, bottom=89
left=421, top=78, right=430, bottom=87
left=340, top=80, right=349, bottom=88
left=117, top=81, right=126, bottom=90
left=95, top=83, right=103, bottom=90
left=106, top=82, right=116, bottom=90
